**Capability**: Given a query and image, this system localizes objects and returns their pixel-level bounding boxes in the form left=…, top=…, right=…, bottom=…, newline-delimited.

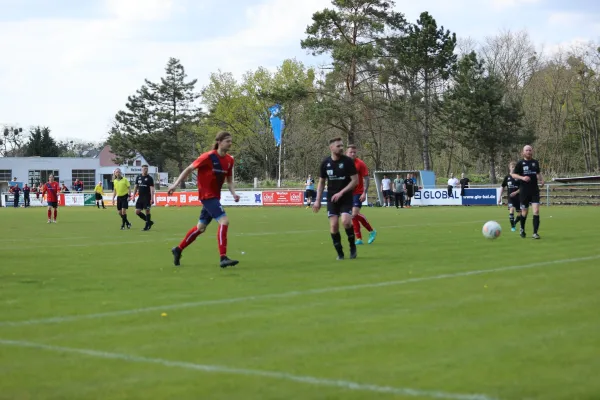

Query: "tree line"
left=0, top=126, right=102, bottom=158
left=5, top=1, right=599, bottom=185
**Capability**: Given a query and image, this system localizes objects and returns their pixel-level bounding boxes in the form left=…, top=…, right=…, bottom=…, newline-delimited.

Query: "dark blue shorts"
left=199, top=198, right=226, bottom=225
left=352, top=194, right=363, bottom=208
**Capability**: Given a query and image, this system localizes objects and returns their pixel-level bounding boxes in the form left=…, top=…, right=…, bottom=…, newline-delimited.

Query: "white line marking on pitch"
left=1, top=255, right=597, bottom=328
left=0, top=339, right=496, bottom=400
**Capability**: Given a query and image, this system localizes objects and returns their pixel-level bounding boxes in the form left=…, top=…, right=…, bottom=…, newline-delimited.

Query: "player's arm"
left=132, top=182, right=138, bottom=198
left=168, top=162, right=197, bottom=194
left=313, top=177, right=326, bottom=212
left=150, top=178, right=155, bottom=204
left=537, top=172, right=545, bottom=186
left=226, top=175, right=240, bottom=202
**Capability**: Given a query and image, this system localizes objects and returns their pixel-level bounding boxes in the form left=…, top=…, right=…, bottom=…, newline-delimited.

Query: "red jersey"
left=353, top=158, right=369, bottom=195
left=192, top=150, right=234, bottom=200
left=43, top=182, right=61, bottom=202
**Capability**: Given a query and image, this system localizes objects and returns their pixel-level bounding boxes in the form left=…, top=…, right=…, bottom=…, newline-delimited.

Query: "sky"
left=0, top=0, right=599, bottom=143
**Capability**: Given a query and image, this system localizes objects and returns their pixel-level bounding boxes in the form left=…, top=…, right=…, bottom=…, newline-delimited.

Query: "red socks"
left=179, top=226, right=202, bottom=251
left=53, top=209, right=57, bottom=220
left=352, top=217, right=362, bottom=239
left=47, top=210, right=51, bottom=219
left=217, top=224, right=228, bottom=257
left=177, top=224, right=229, bottom=256
left=356, top=214, right=373, bottom=231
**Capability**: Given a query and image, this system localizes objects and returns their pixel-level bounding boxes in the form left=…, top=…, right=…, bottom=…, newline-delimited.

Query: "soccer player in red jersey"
left=346, top=145, right=377, bottom=244
left=42, top=175, right=61, bottom=223
left=168, top=131, right=241, bottom=268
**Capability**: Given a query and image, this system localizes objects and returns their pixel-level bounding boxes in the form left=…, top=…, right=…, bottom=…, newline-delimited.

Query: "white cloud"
left=489, top=0, right=541, bottom=11
left=0, top=0, right=597, bottom=142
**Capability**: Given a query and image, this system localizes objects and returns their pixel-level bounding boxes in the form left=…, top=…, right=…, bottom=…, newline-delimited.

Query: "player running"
left=132, top=165, right=155, bottom=231
left=345, top=145, right=376, bottom=245
left=168, top=131, right=240, bottom=268
left=42, top=175, right=60, bottom=223
left=313, top=137, right=358, bottom=260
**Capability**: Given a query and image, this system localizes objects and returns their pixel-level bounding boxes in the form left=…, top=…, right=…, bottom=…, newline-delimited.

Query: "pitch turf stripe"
left=0, top=339, right=496, bottom=400
left=1, top=254, right=597, bottom=328
left=1, top=220, right=485, bottom=248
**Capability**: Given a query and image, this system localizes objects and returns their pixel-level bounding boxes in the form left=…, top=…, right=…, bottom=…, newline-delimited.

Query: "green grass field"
left=1, top=204, right=599, bottom=400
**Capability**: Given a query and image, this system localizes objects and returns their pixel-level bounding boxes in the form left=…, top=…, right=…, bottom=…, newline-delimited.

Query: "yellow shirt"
left=113, top=178, right=130, bottom=197
left=94, top=184, right=104, bottom=195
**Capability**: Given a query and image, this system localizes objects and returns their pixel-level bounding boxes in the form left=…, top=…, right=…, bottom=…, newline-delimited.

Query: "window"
left=135, top=160, right=141, bottom=166
left=29, top=170, right=59, bottom=186
left=0, top=170, right=12, bottom=181
left=72, top=169, right=96, bottom=191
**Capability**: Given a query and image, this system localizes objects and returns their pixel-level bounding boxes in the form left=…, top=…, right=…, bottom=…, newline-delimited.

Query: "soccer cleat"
left=336, top=255, right=344, bottom=260
left=148, top=221, right=154, bottom=230
left=120, top=226, right=125, bottom=230
left=171, top=247, right=182, bottom=266
left=126, top=222, right=132, bottom=229
left=47, top=219, right=51, bottom=224
left=355, top=239, right=364, bottom=245
left=368, top=230, right=377, bottom=244
left=520, top=229, right=526, bottom=238
left=532, top=233, right=541, bottom=240
left=511, top=227, right=516, bottom=232
left=350, top=247, right=357, bottom=259
left=220, top=257, right=239, bottom=268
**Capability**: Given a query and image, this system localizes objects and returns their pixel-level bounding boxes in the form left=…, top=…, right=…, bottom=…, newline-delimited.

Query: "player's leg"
left=327, top=203, right=344, bottom=259
left=519, top=194, right=530, bottom=238
left=144, top=203, right=153, bottom=230
left=47, top=205, right=52, bottom=223
left=508, top=205, right=516, bottom=231
left=352, top=194, right=375, bottom=243
left=305, top=190, right=311, bottom=208
left=172, top=206, right=210, bottom=266
left=341, top=205, right=357, bottom=259
left=202, top=199, right=238, bottom=268
left=351, top=195, right=363, bottom=244
left=53, top=204, right=58, bottom=222
left=123, top=198, right=131, bottom=228
left=531, top=195, right=541, bottom=239
left=399, top=192, right=405, bottom=208
left=135, top=197, right=147, bottom=225
left=117, top=198, right=127, bottom=229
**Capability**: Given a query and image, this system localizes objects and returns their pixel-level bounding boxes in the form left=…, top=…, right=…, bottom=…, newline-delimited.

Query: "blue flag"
left=268, top=104, right=283, bottom=147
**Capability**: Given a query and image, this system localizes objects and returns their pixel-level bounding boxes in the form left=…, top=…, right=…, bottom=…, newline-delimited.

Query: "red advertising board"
left=262, top=191, right=303, bottom=206
left=154, top=192, right=202, bottom=207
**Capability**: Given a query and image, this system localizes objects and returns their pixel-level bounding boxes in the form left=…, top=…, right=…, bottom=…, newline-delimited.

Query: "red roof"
left=98, top=145, right=119, bottom=167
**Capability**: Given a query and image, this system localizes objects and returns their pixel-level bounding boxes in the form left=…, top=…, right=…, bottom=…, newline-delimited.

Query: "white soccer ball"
left=482, top=221, right=502, bottom=239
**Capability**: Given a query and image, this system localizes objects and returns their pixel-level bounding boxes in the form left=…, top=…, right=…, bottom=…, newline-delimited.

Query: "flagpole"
left=277, top=135, right=282, bottom=188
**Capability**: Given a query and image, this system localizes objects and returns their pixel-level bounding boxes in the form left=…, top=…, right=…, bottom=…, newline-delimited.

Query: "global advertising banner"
left=262, top=191, right=303, bottom=206
left=461, top=188, right=502, bottom=205
left=222, top=191, right=263, bottom=206
left=412, top=189, right=462, bottom=206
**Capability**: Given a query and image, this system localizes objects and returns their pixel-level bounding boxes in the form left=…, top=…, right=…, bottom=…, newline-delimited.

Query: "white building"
left=0, top=146, right=164, bottom=191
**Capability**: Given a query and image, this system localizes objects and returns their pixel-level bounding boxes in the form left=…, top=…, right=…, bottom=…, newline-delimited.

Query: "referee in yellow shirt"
left=112, top=168, right=132, bottom=230
left=94, top=181, right=106, bottom=209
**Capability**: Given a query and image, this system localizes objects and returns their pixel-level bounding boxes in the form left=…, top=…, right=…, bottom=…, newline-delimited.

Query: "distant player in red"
left=346, top=145, right=377, bottom=244
left=168, top=131, right=241, bottom=268
left=42, top=175, right=61, bottom=223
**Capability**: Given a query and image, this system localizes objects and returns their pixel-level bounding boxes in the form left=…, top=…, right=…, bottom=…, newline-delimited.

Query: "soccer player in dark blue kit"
left=511, top=145, right=545, bottom=239
left=313, top=137, right=358, bottom=260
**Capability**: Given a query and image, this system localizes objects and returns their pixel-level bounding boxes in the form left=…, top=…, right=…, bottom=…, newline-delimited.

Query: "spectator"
left=447, top=173, right=459, bottom=197
left=23, top=184, right=31, bottom=207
